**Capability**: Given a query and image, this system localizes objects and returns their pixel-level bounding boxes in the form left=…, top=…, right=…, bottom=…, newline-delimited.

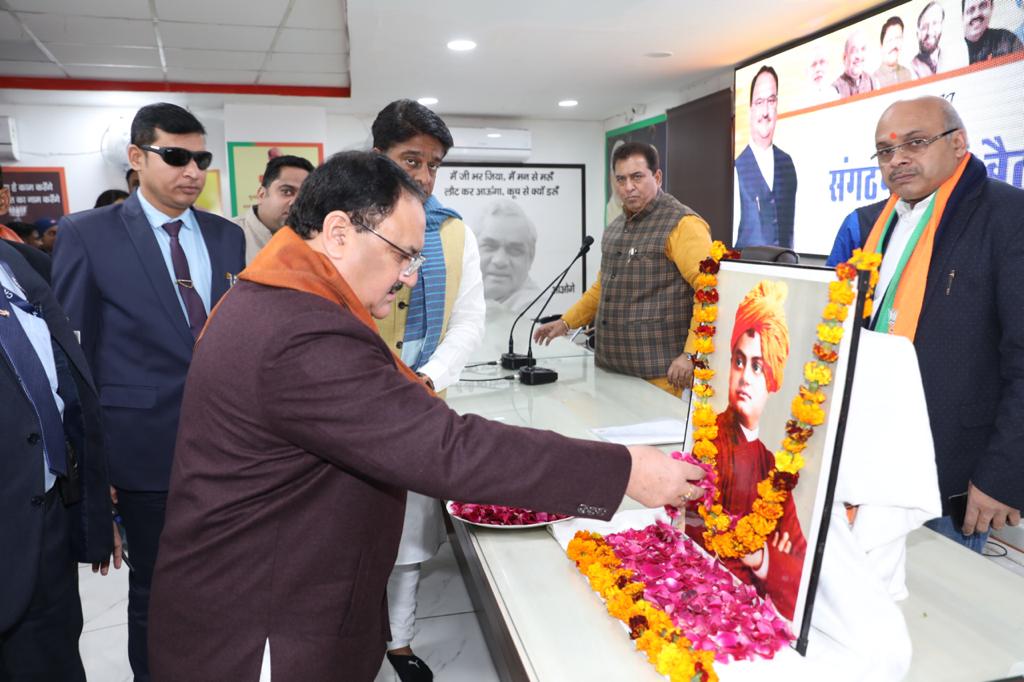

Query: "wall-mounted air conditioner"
left=0, top=117, right=20, bottom=162
left=447, top=127, right=531, bottom=162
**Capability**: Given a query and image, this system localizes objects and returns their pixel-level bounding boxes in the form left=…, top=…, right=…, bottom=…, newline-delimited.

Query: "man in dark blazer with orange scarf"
left=147, top=151, right=707, bottom=681
left=52, top=103, right=244, bottom=680
left=864, top=96, right=1022, bottom=550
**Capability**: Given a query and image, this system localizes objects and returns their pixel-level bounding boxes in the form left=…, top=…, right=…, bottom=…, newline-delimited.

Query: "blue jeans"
left=925, top=515, right=989, bottom=553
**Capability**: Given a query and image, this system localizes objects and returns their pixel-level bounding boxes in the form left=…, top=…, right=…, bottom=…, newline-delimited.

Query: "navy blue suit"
left=909, top=156, right=1024, bottom=514
left=51, top=191, right=244, bottom=679
left=0, top=238, right=111, bottom=678
left=735, top=144, right=798, bottom=249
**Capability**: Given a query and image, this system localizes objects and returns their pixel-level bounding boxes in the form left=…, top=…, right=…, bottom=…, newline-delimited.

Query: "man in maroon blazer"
left=148, top=151, right=706, bottom=681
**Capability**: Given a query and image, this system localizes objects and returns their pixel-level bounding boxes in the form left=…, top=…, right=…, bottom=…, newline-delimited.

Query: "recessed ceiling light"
left=417, top=97, right=438, bottom=106
left=558, top=99, right=578, bottom=108
left=486, top=132, right=502, bottom=138
left=644, top=51, right=673, bottom=58
left=447, top=39, right=476, bottom=52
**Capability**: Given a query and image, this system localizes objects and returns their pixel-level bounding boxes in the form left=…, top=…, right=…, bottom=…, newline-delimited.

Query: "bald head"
left=874, top=97, right=968, bottom=205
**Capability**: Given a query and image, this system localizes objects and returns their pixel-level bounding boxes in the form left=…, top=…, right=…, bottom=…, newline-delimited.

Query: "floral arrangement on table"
left=448, top=502, right=570, bottom=526
left=566, top=245, right=882, bottom=678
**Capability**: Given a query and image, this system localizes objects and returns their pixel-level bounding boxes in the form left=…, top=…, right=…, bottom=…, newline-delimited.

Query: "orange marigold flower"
left=822, top=302, right=848, bottom=322
left=813, top=343, right=839, bottom=363
left=692, top=405, right=716, bottom=427
left=693, top=425, right=719, bottom=441
left=752, top=498, right=784, bottom=520
left=695, top=273, right=718, bottom=289
left=835, top=262, right=857, bottom=281
left=692, top=438, right=719, bottom=460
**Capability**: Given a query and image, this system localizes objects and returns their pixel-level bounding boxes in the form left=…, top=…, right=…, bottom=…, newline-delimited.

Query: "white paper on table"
left=590, top=418, right=687, bottom=446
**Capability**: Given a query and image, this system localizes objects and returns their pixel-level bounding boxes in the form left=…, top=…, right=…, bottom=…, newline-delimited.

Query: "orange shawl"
left=203, top=226, right=428, bottom=391
left=862, top=153, right=971, bottom=340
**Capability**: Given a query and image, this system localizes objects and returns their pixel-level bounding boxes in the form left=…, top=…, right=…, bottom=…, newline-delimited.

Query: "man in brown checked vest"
left=534, top=141, right=712, bottom=396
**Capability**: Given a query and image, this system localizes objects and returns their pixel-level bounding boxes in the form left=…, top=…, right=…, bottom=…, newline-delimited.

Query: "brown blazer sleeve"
left=258, top=305, right=631, bottom=520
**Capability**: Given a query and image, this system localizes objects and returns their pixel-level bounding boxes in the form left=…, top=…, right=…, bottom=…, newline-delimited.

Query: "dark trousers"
left=0, top=488, right=86, bottom=682
left=115, top=490, right=167, bottom=682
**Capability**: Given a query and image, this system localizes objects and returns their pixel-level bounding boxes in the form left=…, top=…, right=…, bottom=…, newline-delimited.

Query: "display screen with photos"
left=733, top=0, right=1024, bottom=256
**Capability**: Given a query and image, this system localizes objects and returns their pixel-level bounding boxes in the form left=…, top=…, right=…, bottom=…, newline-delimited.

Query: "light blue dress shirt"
left=136, top=190, right=213, bottom=319
left=0, top=262, right=64, bottom=491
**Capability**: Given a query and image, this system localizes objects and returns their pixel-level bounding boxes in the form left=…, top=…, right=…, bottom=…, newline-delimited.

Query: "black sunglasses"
left=138, top=145, right=213, bottom=170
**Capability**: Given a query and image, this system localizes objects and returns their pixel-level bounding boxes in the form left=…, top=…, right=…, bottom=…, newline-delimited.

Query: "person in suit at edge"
left=1, top=170, right=118, bottom=678
left=863, top=96, right=1022, bottom=549
left=52, top=102, right=245, bottom=681
left=146, top=151, right=707, bottom=682
left=734, top=65, right=798, bottom=250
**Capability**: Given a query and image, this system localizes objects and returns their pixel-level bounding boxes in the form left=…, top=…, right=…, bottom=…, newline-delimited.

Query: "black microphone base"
left=501, top=353, right=537, bottom=370
left=519, top=366, right=558, bottom=385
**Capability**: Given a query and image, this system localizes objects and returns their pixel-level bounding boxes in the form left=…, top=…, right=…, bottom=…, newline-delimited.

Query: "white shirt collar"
left=739, top=422, right=759, bottom=442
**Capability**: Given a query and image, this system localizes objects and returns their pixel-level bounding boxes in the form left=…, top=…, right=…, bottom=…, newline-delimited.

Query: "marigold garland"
left=567, top=531, right=718, bottom=682
left=685, top=244, right=880, bottom=558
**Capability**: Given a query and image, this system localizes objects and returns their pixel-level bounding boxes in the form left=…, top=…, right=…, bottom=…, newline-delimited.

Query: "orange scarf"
left=862, top=153, right=971, bottom=341
left=204, top=226, right=428, bottom=391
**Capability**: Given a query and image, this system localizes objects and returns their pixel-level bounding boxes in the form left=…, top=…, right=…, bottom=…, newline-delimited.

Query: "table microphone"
left=519, top=237, right=594, bottom=385
left=500, top=235, right=594, bottom=370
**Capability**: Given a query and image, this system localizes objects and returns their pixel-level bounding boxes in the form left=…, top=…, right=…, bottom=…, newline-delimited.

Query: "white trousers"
left=386, top=563, right=421, bottom=649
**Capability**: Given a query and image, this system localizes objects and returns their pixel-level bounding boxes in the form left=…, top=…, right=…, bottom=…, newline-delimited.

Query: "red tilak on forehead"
left=889, top=132, right=898, bottom=140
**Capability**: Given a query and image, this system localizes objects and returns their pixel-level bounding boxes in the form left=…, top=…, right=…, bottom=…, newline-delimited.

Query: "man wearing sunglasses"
left=51, top=102, right=245, bottom=681
left=861, top=96, right=1023, bottom=551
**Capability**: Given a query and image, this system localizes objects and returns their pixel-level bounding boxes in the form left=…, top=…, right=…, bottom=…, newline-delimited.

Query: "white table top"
left=446, top=345, right=1024, bottom=682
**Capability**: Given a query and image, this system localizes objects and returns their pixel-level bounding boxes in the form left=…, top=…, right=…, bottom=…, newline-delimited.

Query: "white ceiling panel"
left=154, top=0, right=290, bottom=27
left=20, top=14, right=156, bottom=47
left=274, top=28, right=347, bottom=55
left=0, top=59, right=65, bottom=77
left=258, top=71, right=350, bottom=87
left=63, top=64, right=165, bottom=80
left=163, top=47, right=265, bottom=70
left=264, top=51, right=346, bottom=73
left=6, top=0, right=152, bottom=20
left=285, top=0, right=347, bottom=30
left=166, top=67, right=259, bottom=84
left=158, top=21, right=276, bottom=51
left=48, top=43, right=161, bottom=67
left=0, top=39, right=48, bottom=61
left=0, top=11, right=29, bottom=41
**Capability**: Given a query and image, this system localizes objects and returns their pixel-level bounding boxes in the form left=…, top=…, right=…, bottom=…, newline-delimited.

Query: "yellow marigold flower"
left=804, top=361, right=833, bottom=386
left=862, top=299, right=874, bottom=319
left=816, top=323, right=844, bottom=345
left=692, top=438, right=718, bottom=459
left=693, top=425, right=719, bottom=441
left=822, top=302, right=848, bottom=322
left=693, top=304, right=718, bottom=323
left=774, top=449, right=806, bottom=474
left=693, top=368, right=715, bottom=381
left=710, top=241, right=727, bottom=261
left=693, top=337, right=714, bottom=354
left=655, top=644, right=696, bottom=681
left=851, top=249, right=882, bottom=271
left=792, top=399, right=825, bottom=426
left=828, top=280, right=856, bottom=305
left=694, top=273, right=718, bottom=289
left=692, top=404, right=717, bottom=427
left=692, top=383, right=714, bottom=398
left=782, top=437, right=807, bottom=454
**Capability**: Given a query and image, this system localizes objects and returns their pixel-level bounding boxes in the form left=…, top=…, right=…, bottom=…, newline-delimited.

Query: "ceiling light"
left=447, top=39, right=477, bottom=52
left=417, top=97, right=439, bottom=106
left=558, top=99, right=578, bottom=108
left=486, top=132, right=502, bottom=138
left=644, top=51, right=673, bottom=58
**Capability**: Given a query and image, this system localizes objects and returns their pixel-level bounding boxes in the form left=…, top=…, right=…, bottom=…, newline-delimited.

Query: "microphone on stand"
left=500, top=235, right=594, bottom=370
left=519, top=237, right=594, bottom=386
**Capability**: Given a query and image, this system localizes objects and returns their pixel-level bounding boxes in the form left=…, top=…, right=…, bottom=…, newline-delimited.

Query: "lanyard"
left=2, top=284, right=40, bottom=317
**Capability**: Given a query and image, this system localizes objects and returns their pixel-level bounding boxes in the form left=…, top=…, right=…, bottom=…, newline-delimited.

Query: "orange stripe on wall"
left=0, top=76, right=350, bottom=98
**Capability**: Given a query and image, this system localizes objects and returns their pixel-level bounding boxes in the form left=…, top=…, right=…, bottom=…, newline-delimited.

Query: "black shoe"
left=386, top=652, right=434, bottom=682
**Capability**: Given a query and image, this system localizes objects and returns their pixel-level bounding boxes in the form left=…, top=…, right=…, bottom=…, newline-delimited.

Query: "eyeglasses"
left=355, top=221, right=426, bottom=276
left=138, top=145, right=213, bottom=170
left=871, top=128, right=959, bottom=162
